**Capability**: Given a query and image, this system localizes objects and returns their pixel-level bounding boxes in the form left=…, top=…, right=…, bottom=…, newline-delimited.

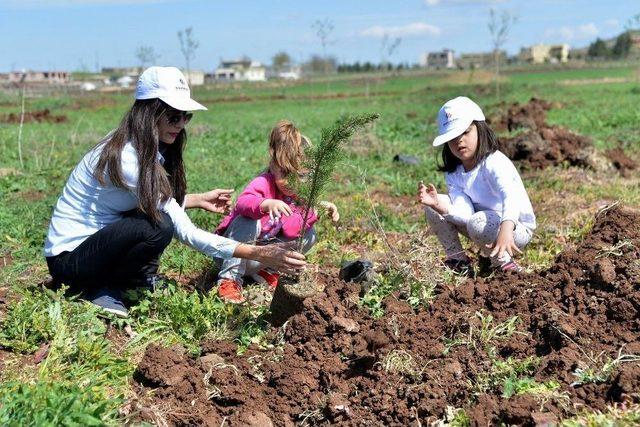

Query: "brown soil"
left=134, top=205, right=640, bottom=426
left=0, top=253, right=13, bottom=270
left=493, top=98, right=636, bottom=174
left=0, top=109, right=68, bottom=124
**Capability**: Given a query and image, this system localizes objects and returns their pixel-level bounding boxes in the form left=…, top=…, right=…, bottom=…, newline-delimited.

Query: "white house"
left=214, top=59, right=266, bottom=82
left=420, top=49, right=455, bottom=69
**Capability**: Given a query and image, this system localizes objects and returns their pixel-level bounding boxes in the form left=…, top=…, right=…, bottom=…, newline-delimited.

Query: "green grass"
left=1, top=65, right=639, bottom=423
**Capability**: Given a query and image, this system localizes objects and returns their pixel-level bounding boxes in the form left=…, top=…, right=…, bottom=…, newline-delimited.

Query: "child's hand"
left=260, top=199, right=292, bottom=221
left=319, top=201, right=340, bottom=223
left=489, top=221, right=522, bottom=258
left=418, top=181, right=439, bottom=207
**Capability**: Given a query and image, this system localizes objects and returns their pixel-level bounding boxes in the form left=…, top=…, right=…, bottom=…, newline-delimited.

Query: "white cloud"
left=545, top=23, right=599, bottom=42
left=604, top=18, right=619, bottom=28
left=360, top=22, right=441, bottom=38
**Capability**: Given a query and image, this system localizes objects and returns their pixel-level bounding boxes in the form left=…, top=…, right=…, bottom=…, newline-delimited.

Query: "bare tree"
left=312, top=18, right=335, bottom=75
left=626, top=13, right=640, bottom=82
left=177, top=27, right=199, bottom=84
left=272, top=51, right=292, bottom=72
left=380, top=34, right=402, bottom=71
left=135, top=46, right=160, bottom=70
left=488, top=8, right=517, bottom=99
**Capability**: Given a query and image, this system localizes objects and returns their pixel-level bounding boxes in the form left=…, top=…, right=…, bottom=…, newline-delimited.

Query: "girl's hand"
left=418, top=181, right=439, bottom=207
left=319, top=201, right=340, bottom=223
left=489, top=221, right=522, bottom=258
left=260, top=199, right=293, bottom=221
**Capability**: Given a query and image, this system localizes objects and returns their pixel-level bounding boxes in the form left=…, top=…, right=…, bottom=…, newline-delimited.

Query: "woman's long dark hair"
left=438, top=120, right=500, bottom=173
left=93, top=99, right=187, bottom=223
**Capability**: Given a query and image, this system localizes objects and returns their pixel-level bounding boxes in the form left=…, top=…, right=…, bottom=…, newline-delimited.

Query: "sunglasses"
left=165, top=110, right=193, bottom=126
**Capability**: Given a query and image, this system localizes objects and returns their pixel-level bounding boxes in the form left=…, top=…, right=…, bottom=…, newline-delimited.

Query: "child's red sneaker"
left=217, top=279, right=245, bottom=303
left=252, top=270, right=280, bottom=289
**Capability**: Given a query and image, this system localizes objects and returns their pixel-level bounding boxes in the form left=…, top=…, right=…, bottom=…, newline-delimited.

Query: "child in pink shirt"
left=215, top=120, right=339, bottom=303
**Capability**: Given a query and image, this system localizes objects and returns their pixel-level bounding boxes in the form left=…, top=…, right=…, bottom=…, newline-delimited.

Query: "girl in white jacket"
left=418, top=96, right=536, bottom=274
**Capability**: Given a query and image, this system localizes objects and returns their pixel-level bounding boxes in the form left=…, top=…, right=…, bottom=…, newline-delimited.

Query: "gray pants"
left=216, top=215, right=317, bottom=284
left=424, top=194, right=533, bottom=267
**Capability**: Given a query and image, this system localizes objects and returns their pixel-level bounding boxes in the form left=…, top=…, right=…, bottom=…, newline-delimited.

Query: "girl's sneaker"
left=251, top=270, right=280, bottom=289
left=217, top=279, right=245, bottom=304
left=443, top=258, right=473, bottom=277
left=500, top=261, right=523, bottom=273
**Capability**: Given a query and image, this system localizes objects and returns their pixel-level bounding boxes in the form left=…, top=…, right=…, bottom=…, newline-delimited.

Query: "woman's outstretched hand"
left=186, top=189, right=234, bottom=214
left=255, top=242, right=306, bottom=275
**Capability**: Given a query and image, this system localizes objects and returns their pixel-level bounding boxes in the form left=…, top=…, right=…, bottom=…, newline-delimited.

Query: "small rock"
left=364, top=330, right=389, bottom=350
left=339, top=259, right=374, bottom=283
left=331, top=316, right=360, bottom=333
left=199, top=353, right=225, bottom=371
left=592, top=258, right=616, bottom=286
left=444, top=360, right=463, bottom=379
left=392, top=154, right=421, bottom=165
left=235, top=410, right=274, bottom=427
left=531, top=411, right=558, bottom=427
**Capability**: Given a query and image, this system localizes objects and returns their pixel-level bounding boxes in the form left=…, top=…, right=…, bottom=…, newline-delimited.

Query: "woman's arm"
left=184, top=189, right=234, bottom=213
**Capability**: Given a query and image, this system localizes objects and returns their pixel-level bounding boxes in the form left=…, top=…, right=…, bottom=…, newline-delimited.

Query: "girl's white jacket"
left=444, top=151, right=536, bottom=230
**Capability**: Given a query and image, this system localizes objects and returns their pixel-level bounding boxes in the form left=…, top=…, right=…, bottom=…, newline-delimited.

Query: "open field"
left=0, top=66, right=639, bottom=425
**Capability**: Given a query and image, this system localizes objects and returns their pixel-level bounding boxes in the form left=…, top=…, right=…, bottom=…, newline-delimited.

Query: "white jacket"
left=44, top=141, right=238, bottom=258
left=445, top=151, right=536, bottom=230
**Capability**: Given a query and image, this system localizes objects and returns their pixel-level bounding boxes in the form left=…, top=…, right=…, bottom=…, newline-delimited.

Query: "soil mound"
left=493, top=98, right=636, bottom=174
left=134, top=205, right=640, bottom=426
left=0, top=109, right=68, bottom=124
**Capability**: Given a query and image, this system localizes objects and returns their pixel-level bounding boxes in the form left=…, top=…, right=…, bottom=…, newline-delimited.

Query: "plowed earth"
left=134, top=205, right=640, bottom=426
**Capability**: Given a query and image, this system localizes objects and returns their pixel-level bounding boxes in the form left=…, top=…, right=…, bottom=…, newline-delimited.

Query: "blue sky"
left=0, top=0, right=636, bottom=72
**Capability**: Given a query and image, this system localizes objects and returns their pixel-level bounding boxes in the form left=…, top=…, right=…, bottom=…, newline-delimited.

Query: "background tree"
left=488, top=8, right=517, bottom=99
left=272, top=51, right=292, bottom=72
left=303, top=55, right=337, bottom=74
left=380, top=34, right=402, bottom=72
left=587, top=38, right=610, bottom=59
left=135, top=46, right=160, bottom=70
left=177, top=27, right=199, bottom=85
left=312, top=18, right=335, bottom=75
left=612, top=33, right=632, bottom=59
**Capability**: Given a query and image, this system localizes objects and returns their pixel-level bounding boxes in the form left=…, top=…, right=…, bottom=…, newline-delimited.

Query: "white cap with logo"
left=135, top=66, right=207, bottom=111
left=433, top=96, right=485, bottom=147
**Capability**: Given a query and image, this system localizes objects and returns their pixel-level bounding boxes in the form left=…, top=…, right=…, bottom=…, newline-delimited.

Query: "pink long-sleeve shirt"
left=216, top=172, right=318, bottom=239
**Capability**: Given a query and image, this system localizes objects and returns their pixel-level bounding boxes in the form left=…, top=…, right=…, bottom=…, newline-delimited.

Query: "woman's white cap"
left=135, top=66, right=207, bottom=111
left=433, top=96, right=485, bottom=147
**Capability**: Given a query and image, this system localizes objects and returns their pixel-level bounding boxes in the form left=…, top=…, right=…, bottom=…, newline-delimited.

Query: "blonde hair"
left=268, top=120, right=309, bottom=175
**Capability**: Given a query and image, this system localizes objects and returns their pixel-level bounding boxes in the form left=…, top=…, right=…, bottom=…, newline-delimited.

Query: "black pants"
left=46, top=210, right=174, bottom=293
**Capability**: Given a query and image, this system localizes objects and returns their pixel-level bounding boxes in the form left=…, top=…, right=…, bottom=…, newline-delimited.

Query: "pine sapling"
left=288, top=113, right=379, bottom=252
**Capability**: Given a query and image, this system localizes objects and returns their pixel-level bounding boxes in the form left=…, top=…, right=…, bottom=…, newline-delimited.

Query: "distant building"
left=277, top=66, right=302, bottom=80
left=420, top=49, right=455, bottom=69
left=457, top=51, right=506, bottom=69
left=214, top=58, right=266, bottom=82
left=519, top=44, right=569, bottom=64
left=101, top=67, right=142, bottom=76
left=8, top=70, right=70, bottom=84
left=182, top=70, right=205, bottom=86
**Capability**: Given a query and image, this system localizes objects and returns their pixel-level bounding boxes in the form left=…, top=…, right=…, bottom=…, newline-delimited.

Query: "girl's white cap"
left=433, top=96, right=485, bottom=146
left=135, top=66, right=207, bottom=112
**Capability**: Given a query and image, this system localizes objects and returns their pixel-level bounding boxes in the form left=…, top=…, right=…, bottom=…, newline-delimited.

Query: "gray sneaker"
left=90, top=288, right=129, bottom=317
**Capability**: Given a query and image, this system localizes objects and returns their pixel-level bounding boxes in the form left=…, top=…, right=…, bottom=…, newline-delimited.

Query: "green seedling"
left=571, top=349, right=640, bottom=386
